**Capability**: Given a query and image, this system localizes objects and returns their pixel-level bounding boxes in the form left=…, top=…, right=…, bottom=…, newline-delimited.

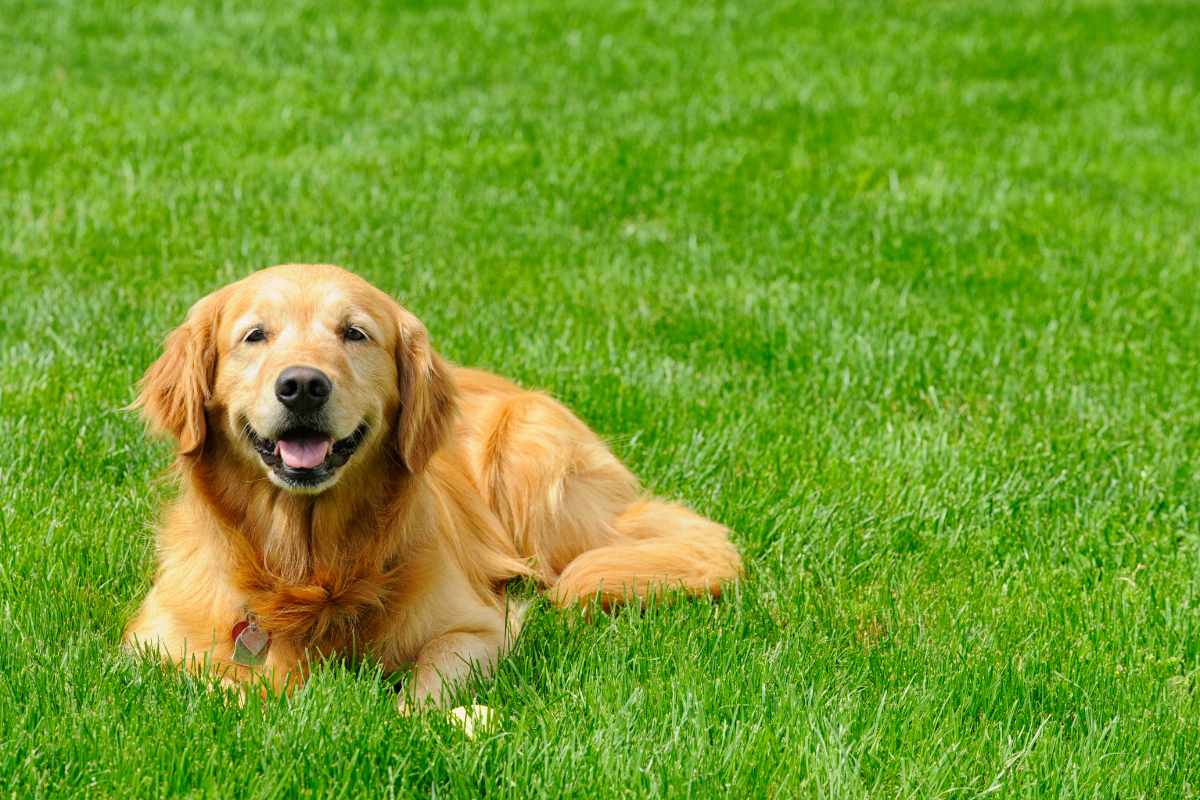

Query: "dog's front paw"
left=396, top=682, right=445, bottom=715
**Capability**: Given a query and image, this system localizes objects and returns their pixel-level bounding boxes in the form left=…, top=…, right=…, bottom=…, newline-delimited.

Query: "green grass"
left=2, top=0, right=1200, bottom=796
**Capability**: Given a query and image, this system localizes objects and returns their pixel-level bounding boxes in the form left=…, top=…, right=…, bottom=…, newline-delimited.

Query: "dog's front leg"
left=400, top=628, right=506, bottom=711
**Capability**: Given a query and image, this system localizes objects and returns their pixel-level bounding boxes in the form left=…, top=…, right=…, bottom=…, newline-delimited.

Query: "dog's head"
left=136, top=264, right=456, bottom=492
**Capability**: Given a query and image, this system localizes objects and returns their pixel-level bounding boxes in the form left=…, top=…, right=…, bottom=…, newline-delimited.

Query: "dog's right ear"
left=133, top=290, right=224, bottom=456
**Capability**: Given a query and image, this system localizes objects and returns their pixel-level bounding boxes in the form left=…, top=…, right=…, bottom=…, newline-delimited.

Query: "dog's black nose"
left=275, top=366, right=331, bottom=413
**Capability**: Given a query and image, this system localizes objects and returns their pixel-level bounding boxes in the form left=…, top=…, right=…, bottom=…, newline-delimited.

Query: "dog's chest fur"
left=197, top=461, right=429, bottom=654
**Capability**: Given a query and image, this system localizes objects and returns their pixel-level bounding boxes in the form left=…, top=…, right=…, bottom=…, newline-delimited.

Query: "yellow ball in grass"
left=447, top=705, right=496, bottom=739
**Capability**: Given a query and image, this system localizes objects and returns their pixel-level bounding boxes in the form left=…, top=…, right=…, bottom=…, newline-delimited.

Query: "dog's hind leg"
left=473, top=390, right=741, bottom=607
left=474, top=390, right=640, bottom=582
left=547, top=499, right=742, bottom=609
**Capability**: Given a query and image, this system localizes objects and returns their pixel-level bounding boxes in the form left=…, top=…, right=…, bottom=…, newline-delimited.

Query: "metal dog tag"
left=232, top=615, right=270, bottom=667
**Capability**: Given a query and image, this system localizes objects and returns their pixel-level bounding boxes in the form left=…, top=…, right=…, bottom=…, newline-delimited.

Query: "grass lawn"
left=3, top=0, right=1200, bottom=796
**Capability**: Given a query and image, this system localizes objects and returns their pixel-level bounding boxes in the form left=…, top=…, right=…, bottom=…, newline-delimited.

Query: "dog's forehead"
left=233, top=272, right=376, bottom=321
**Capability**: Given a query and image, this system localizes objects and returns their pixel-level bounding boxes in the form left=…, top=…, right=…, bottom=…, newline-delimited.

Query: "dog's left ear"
left=133, top=290, right=224, bottom=456
left=393, top=305, right=457, bottom=474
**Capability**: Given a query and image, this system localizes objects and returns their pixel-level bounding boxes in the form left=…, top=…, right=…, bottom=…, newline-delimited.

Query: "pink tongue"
left=276, top=436, right=331, bottom=469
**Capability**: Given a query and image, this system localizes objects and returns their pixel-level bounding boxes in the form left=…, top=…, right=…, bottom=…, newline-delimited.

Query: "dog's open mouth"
left=244, top=422, right=369, bottom=488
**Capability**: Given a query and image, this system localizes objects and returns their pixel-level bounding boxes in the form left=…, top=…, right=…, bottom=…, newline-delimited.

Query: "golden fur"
left=124, top=264, right=742, bottom=706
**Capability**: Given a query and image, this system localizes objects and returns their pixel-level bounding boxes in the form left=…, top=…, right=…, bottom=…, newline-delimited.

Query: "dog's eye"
left=243, top=328, right=267, bottom=344
left=344, top=326, right=368, bottom=342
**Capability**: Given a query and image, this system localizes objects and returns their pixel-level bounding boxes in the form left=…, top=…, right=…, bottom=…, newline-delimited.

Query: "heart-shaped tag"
left=232, top=618, right=271, bottom=667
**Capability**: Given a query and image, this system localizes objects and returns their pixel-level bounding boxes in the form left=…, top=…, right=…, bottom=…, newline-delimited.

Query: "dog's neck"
left=186, top=433, right=420, bottom=582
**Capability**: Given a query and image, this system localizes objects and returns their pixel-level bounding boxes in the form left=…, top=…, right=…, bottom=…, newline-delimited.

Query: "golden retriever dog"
left=124, top=264, right=741, bottom=707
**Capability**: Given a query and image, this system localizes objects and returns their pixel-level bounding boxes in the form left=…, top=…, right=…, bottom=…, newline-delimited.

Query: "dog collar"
left=232, top=609, right=271, bottom=667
